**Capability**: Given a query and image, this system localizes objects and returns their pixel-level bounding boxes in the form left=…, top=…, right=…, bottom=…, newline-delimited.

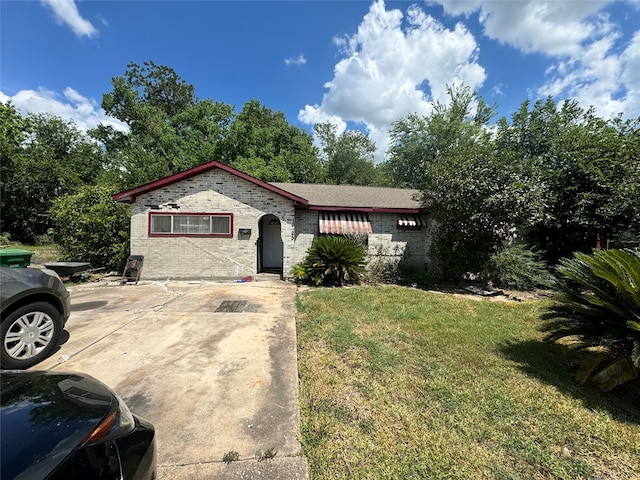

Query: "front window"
left=149, top=213, right=232, bottom=237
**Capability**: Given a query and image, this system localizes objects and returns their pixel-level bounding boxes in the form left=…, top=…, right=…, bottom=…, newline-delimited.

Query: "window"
left=149, top=213, right=232, bottom=237
left=397, top=215, right=425, bottom=231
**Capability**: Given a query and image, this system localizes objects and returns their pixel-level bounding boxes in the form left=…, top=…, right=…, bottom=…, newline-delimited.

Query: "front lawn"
left=296, top=286, right=639, bottom=479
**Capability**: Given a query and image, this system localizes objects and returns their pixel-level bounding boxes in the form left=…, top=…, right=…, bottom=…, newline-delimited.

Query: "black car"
left=1, top=267, right=71, bottom=369
left=1, top=370, right=156, bottom=480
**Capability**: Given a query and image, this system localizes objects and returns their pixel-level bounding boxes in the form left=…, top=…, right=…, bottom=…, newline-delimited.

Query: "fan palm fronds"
left=543, top=248, right=640, bottom=393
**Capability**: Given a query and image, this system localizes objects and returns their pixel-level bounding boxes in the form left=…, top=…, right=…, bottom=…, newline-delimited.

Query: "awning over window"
left=319, top=212, right=372, bottom=235
left=397, top=215, right=426, bottom=227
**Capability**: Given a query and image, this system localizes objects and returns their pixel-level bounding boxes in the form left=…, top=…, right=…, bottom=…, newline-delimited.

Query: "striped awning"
left=397, top=215, right=426, bottom=227
left=319, top=212, right=372, bottom=235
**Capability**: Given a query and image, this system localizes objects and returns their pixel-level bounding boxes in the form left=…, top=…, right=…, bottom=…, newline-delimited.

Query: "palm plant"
left=543, top=249, right=640, bottom=394
left=296, top=235, right=366, bottom=286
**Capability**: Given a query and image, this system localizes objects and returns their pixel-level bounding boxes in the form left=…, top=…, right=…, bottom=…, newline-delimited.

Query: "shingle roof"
left=112, top=159, right=424, bottom=212
left=270, top=183, right=423, bottom=210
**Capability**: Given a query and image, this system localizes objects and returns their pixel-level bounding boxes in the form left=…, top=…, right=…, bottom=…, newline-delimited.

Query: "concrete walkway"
left=35, top=279, right=308, bottom=479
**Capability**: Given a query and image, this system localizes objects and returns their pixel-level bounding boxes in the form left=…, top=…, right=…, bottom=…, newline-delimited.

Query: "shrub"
left=366, top=244, right=406, bottom=284
left=49, top=185, right=130, bottom=271
left=543, top=249, right=640, bottom=396
left=294, top=235, right=366, bottom=286
left=484, top=243, right=555, bottom=290
left=0, top=232, right=11, bottom=246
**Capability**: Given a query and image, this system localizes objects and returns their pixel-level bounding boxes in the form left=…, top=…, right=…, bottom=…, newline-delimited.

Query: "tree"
left=96, top=64, right=322, bottom=187
left=223, top=99, right=322, bottom=183
left=314, top=122, right=376, bottom=185
left=1, top=102, right=31, bottom=237
left=94, top=61, right=235, bottom=188
left=49, top=185, right=130, bottom=270
left=388, top=85, right=546, bottom=279
left=500, top=98, right=640, bottom=263
left=2, top=110, right=105, bottom=243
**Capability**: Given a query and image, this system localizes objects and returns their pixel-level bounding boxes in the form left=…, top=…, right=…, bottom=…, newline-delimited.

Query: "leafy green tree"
left=2, top=110, right=105, bottom=243
left=385, top=86, right=496, bottom=189
left=96, top=64, right=322, bottom=187
left=1, top=102, right=31, bottom=237
left=389, top=85, right=547, bottom=279
left=500, top=98, right=640, bottom=263
left=223, top=99, right=322, bottom=182
left=49, top=185, right=130, bottom=270
left=94, top=61, right=235, bottom=188
left=314, top=122, right=377, bottom=185
left=543, top=249, right=640, bottom=396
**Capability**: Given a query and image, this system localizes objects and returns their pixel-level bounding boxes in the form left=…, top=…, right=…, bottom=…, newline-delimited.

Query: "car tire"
left=1, top=302, right=63, bottom=369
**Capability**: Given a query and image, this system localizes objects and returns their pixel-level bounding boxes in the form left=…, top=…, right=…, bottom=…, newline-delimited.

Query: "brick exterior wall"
left=130, top=169, right=296, bottom=280
left=129, top=168, right=433, bottom=280
left=367, top=212, right=434, bottom=272
left=290, top=210, right=434, bottom=275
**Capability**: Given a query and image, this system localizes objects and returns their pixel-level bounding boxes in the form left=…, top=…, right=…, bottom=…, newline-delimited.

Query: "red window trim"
left=148, top=212, right=234, bottom=238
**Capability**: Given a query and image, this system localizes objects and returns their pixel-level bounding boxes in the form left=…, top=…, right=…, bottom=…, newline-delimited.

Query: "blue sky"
left=2, top=0, right=639, bottom=161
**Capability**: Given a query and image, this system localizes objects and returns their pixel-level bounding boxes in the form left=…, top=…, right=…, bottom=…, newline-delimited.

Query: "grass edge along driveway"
left=296, top=286, right=640, bottom=480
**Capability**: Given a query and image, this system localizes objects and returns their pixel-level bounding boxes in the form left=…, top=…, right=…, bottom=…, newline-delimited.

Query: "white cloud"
left=445, top=0, right=609, bottom=56
left=41, top=0, right=98, bottom=38
left=437, top=0, right=640, bottom=119
left=618, top=31, right=640, bottom=116
left=299, top=0, right=486, bottom=162
left=285, top=54, right=307, bottom=66
left=0, top=87, right=128, bottom=133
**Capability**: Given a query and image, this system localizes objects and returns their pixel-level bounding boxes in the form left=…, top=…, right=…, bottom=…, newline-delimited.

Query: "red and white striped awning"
left=319, top=212, right=372, bottom=235
left=397, top=215, right=426, bottom=227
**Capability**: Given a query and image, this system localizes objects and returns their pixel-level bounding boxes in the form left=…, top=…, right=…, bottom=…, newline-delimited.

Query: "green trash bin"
left=0, top=249, right=35, bottom=268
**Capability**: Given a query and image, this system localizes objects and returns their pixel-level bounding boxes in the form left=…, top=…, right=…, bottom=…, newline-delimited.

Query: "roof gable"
left=112, top=161, right=425, bottom=213
left=112, top=161, right=309, bottom=205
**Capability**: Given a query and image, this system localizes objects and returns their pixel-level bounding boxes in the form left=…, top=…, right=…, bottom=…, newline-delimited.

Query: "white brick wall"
left=130, top=169, right=295, bottom=280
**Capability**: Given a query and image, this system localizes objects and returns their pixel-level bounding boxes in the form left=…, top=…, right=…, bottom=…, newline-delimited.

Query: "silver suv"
left=1, top=268, right=71, bottom=369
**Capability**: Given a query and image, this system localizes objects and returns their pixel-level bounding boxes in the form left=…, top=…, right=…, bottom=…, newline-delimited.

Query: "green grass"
left=296, top=286, right=640, bottom=480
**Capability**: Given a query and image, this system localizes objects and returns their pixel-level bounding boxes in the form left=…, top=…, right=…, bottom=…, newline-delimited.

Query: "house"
left=112, top=161, right=433, bottom=280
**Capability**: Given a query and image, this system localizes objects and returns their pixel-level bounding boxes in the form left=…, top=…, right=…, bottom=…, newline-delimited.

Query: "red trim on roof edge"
left=112, top=160, right=309, bottom=205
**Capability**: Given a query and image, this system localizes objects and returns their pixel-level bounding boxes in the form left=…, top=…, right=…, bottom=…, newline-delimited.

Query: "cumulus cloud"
left=0, top=87, right=128, bottom=132
left=285, top=54, right=307, bottom=66
left=440, top=0, right=609, bottom=56
left=41, top=0, right=98, bottom=38
left=437, top=0, right=639, bottom=118
left=299, top=0, right=486, bottom=162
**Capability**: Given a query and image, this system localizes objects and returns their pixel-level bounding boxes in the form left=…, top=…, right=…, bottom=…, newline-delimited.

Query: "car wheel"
left=1, top=302, right=63, bottom=369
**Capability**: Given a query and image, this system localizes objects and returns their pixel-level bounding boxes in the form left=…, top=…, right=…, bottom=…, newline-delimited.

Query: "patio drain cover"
left=215, top=300, right=248, bottom=312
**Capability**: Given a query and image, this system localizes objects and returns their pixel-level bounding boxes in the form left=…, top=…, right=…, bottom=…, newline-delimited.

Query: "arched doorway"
left=258, top=214, right=283, bottom=274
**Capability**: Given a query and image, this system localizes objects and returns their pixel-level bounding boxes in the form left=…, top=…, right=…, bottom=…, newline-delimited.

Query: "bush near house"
left=49, top=185, right=131, bottom=271
left=543, top=248, right=640, bottom=398
left=293, top=235, right=366, bottom=287
left=484, top=243, right=555, bottom=290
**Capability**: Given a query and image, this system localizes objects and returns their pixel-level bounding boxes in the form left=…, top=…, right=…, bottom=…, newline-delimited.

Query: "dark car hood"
left=1, top=370, right=116, bottom=480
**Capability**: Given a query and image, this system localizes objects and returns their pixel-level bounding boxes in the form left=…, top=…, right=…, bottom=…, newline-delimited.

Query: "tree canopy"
left=1, top=104, right=105, bottom=243
left=314, top=121, right=377, bottom=185
left=2, top=61, right=638, bottom=278
left=385, top=85, right=640, bottom=278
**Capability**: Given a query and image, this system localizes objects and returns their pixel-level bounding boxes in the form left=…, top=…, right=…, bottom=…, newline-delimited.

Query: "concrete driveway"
left=35, top=279, right=308, bottom=479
